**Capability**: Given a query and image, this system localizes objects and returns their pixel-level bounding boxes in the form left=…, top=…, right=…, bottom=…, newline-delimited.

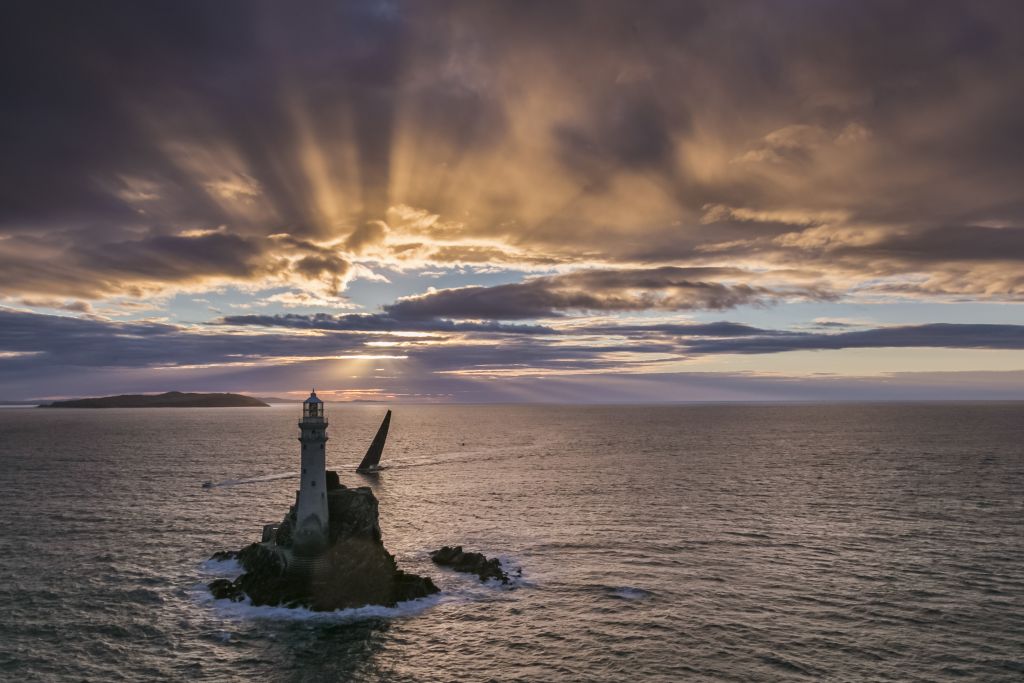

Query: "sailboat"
left=356, top=409, right=391, bottom=473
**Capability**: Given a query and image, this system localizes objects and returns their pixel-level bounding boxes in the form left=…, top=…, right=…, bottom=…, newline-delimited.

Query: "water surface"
left=0, top=404, right=1021, bottom=681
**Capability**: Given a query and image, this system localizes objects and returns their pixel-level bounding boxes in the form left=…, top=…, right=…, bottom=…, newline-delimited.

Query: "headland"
left=41, top=391, right=269, bottom=408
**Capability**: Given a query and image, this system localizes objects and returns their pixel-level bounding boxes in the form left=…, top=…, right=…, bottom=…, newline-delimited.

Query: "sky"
left=2, top=0, right=1024, bottom=402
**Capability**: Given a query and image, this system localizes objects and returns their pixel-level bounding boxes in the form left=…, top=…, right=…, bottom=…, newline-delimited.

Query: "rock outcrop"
left=208, top=550, right=238, bottom=562
left=208, top=472, right=438, bottom=610
left=430, top=545, right=510, bottom=583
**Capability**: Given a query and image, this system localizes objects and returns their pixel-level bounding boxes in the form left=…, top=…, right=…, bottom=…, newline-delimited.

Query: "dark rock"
left=208, top=550, right=238, bottom=562
left=394, top=570, right=439, bottom=600
left=238, top=542, right=288, bottom=576
left=274, top=509, right=294, bottom=547
left=326, top=486, right=381, bottom=543
left=325, top=470, right=343, bottom=491
left=430, top=545, right=510, bottom=584
left=208, top=578, right=244, bottom=601
left=207, top=486, right=439, bottom=610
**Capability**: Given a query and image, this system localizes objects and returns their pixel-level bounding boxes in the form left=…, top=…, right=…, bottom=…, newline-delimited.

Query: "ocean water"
left=0, top=403, right=1022, bottom=682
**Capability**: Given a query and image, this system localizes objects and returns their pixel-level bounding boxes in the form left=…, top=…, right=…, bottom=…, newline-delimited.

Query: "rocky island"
left=209, top=471, right=438, bottom=610
left=431, top=546, right=512, bottom=584
left=42, top=391, right=269, bottom=408
left=207, top=391, right=438, bottom=611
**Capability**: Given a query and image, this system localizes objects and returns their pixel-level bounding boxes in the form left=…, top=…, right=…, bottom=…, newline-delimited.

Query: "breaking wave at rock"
left=199, top=558, right=243, bottom=577
left=194, top=583, right=448, bottom=623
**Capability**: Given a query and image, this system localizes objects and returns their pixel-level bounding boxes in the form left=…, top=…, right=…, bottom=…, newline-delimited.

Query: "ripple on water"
left=610, top=587, right=653, bottom=600
left=1, top=404, right=1023, bottom=682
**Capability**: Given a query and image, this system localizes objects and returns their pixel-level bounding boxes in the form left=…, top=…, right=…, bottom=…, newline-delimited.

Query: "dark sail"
left=357, top=410, right=391, bottom=472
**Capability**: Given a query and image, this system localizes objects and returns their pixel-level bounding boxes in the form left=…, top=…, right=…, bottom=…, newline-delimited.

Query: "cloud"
left=216, top=313, right=555, bottom=335
left=1, top=1, right=1023, bottom=400
left=0, top=1, right=1023, bottom=305
left=385, top=267, right=833, bottom=319
left=81, top=232, right=268, bottom=282
left=344, top=221, right=388, bottom=254
left=12, top=298, right=94, bottom=314
left=0, top=231, right=274, bottom=296
left=701, top=204, right=849, bottom=227
left=681, top=323, right=1024, bottom=354
left=0, top=308, right=371, bottom=370
left=0, top=223, right=375, bottom=301
left=256, top=290, right=356, bottom=309
left=290, top=253, right=351, bottom=295
left=3, top=307, right=1024, bottom=400
left=848, top=225, right=1024, bottom=265
left=584, top=321, right=783, bottom=338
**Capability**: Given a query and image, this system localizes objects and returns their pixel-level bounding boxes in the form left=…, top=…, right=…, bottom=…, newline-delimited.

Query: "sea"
left=0, top=403, right=1021, bottom=682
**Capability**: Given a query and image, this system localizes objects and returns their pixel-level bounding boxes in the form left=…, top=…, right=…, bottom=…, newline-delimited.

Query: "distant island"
left=41, top=391, right=269, bottom=408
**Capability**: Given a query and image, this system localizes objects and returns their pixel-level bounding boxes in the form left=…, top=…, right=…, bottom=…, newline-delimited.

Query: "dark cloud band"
left=384, top=267, right=834, bottom=319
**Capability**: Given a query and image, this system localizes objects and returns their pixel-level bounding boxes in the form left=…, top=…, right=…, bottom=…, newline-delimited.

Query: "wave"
left=385, top=444, right=540, bottom=471
left=193, top=551, right=530, bottom=623
left=497, top=555, right=531, bottom=588
left=194, top=584, right=449, bottom=623
left=610, top=586, right=653, bottom=600
left=199, top=558, right=243, bottom=577
left=201, top=472, right=295, bottom=489
left=578, top=584, right=653, bottom=600
left=201, top=445, right=542, bottom=487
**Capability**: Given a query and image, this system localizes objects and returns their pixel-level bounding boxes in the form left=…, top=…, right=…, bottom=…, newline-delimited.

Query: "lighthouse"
left=293, top=390, right=330, bottom=555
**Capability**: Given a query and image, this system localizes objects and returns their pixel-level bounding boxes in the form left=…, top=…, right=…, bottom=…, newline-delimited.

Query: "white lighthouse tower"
left=293, top=390, right=330, bottom=555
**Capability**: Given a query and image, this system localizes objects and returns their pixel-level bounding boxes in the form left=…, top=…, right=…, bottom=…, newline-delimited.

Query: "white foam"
left=611, top=587, right=652, bottom=600
left=195, top=584, right=451, bottom=623
left=497, top=555, right=531, bottom=588
left=199, top=558, right=244, bottom=577
left=194, top=553, right=528, bottom=623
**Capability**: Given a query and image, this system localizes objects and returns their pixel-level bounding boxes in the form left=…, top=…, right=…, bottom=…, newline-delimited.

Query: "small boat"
left=356, top=409, right=391, bottom=474
left=201, top=481, right=214, bottom=489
